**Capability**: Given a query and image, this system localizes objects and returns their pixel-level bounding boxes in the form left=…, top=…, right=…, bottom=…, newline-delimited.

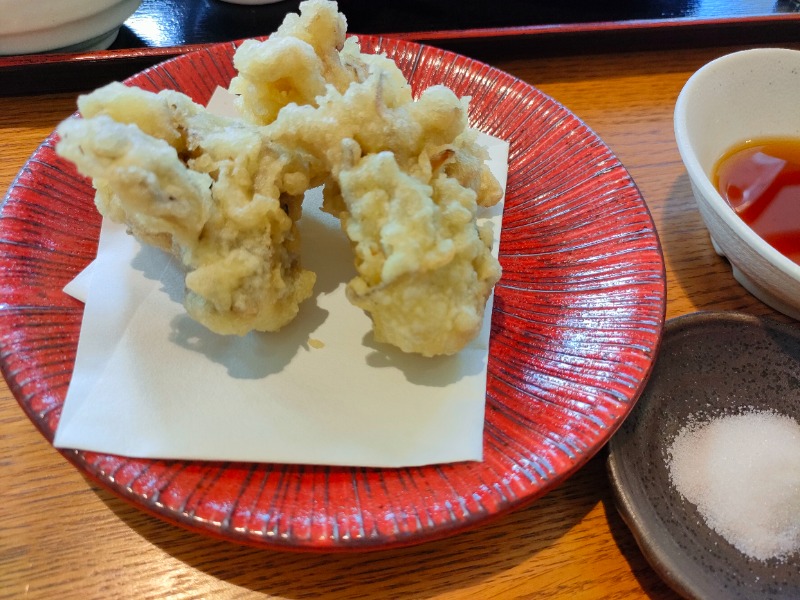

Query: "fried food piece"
left=338, top=152, right=501, bottom=356
left=57, top=83, right=317, bottom=335
left=230, top=0, right=361, bottom=125
left=261, top=59, right=503, bottom=355
left=230, top=0, right=412, bottom=127
left=56, top=0, right=504, bottom=356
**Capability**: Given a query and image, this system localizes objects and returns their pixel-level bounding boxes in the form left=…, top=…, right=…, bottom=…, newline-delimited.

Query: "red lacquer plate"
left=0, top=37, right=666, bottom=551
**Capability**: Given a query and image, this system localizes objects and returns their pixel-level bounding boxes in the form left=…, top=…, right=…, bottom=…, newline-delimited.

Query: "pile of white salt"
left=667, top=409, right=800, bottom=561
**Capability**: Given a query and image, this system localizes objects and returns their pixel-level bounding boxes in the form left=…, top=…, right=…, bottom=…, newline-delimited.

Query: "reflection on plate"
left=608, top=312, right=800, bottom=599
left=0, top=38, right=665, bottom=550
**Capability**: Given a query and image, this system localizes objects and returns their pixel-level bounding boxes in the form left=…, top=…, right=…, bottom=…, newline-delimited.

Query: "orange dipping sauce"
left=714, top=138, right=800, bottom=265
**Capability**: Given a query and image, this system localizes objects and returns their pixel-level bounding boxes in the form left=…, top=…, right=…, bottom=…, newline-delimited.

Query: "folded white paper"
left=54, top=94, right=508, bottom=467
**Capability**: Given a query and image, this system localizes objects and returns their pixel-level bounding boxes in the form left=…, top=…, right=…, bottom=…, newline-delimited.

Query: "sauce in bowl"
left=714, top=138, right=800, bottom=265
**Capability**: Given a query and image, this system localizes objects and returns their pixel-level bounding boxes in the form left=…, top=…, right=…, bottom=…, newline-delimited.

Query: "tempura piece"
left=230, top=0, right=412, bottom=127
left=230, top=0, right=358, bottom=125
left=261, top=59, right=503, bottom=356
left=337, top=153, right=501, bottom=356
left=57, top=83, right=317, bottom=335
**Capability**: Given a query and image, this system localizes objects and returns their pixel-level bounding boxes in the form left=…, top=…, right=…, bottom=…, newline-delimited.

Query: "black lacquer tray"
left=2, top=0, right=800, bottom=96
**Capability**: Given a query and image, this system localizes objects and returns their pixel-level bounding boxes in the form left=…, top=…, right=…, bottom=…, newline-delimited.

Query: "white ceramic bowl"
left=674, top=48, right=800, bottom=321
left=0, top=0, right=141, bottom=55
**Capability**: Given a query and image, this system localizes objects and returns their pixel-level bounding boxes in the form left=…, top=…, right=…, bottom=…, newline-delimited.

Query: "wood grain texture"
left=2, top=41, right=798, bottom=599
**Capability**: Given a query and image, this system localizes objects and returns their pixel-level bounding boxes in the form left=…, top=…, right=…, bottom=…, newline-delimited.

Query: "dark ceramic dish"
left=608, top=311, right=800, bottom=600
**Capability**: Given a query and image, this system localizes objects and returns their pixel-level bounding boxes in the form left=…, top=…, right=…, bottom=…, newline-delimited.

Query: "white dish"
left=673, top=47, right=800, bottom=321
left=0, top=0, right=141, bottom=55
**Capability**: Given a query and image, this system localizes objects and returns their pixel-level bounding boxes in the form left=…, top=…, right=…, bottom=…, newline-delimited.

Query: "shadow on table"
left=87, top=451, right=680, bottom=598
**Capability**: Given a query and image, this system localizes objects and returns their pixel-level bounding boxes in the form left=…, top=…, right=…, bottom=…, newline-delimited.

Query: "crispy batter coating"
left=337, top=152, right=501, bottom=355
left=56, top=0, right=503, bottom=355
left=57, top=83, right=316, bottom=335
left=255, top=68, right=503, bottom=355
left=230, top=0, right=361, bottom=125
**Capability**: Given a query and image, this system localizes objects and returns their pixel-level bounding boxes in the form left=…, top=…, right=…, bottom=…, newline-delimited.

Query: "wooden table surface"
left=2, top=40, right=798, bottom=600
